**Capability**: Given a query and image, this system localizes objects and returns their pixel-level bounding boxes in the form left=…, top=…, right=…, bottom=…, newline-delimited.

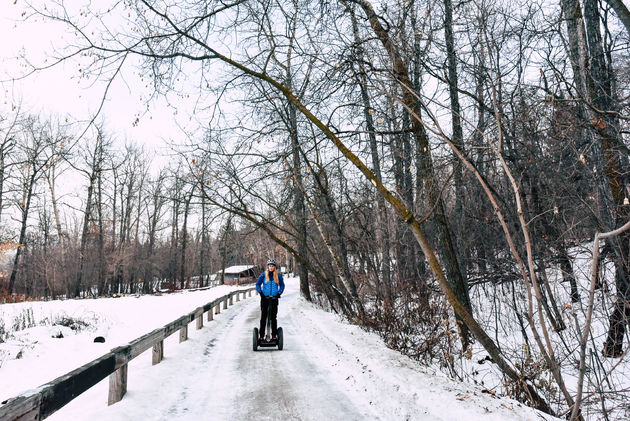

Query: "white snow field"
left=0, top=277, right=558, bottom=420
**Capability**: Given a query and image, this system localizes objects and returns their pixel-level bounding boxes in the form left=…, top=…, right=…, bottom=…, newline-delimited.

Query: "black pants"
left=260, top=296, right=278, bottom=337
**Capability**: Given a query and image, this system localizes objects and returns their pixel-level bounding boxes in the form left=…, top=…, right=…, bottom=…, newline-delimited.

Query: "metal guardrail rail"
left=0, top=287, right=256, bottom=421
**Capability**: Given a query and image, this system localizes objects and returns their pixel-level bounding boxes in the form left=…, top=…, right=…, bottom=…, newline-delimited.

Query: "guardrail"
left=0, top=287, right=256, bottom=420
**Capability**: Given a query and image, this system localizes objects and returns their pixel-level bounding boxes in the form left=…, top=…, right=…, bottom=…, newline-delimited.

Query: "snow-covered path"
left=20, top=278, right=557, bottom=420
left=166, top=288, right=371, bottom=420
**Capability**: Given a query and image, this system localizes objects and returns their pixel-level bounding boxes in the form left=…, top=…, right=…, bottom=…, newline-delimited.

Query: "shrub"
left=54, top=315, right=90, bottom=332
left=11, top=308, right=35, bottom=332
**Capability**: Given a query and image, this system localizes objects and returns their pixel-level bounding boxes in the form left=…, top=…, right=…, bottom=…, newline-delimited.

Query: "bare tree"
left=73, top=128, right=110, bottom=297
left=8, top=117, right=55, bottom=294
left=0, top=109, right=19, bottom=226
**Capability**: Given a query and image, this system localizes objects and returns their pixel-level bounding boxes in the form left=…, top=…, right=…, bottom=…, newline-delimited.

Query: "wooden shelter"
left=219, top=265, right=257, bottom=285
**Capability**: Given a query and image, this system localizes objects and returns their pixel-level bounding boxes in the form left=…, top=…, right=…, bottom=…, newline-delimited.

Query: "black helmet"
left=266, top=258, right=277, bottom=267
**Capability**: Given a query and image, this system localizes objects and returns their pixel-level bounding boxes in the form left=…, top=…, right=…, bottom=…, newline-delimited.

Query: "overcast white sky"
left=0, top=1, right=194, bottom=156
left=3, top=0, right=629, bottom=160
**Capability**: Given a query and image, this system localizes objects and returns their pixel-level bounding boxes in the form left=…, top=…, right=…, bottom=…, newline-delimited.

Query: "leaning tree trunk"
left=279, top=85, right=554, bottom=413
left=168, top=14, right=554, bottom=413
left=298, top=147, right=364, bottom=316
left=603, top=0, right=630, bottom=36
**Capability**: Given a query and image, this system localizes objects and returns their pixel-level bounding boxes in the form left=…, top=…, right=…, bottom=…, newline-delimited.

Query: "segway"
left=253, top=296, right=283, bottom=351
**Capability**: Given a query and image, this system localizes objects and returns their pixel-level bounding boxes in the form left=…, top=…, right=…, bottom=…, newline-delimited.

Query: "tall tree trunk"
left=472, top=34, right=492, bottom=273
left=145, top=177, right=163, bottom=293
left=44, top=156, right=68, bottom=297
left=352, top=0, right=472, bottom=349
left=9, top=171, right=37, bottom=294
left=169, top=183, right=181, bottom=287
left=112, top=166, right=118, bottom=251
left=287, top=60, right=311, bottom=301
left=180, top=188, right=193, bottom=289
left=559, top=243, right=580, bottom=303
left=410, top=0, right=428, bottom=283
left=46, top=170, right=64, bottom=247
left=121, top=177, right=135, bottom=247
left=584, top=0, right=630, bottom=357
left=444, top=0, right=466, bottom=246
left=0, top=119, right=17, bottom=225
left=562, top=0, right=630, bottom=357
left=97, top=167, right=106, bottom=296
left=395, top=109, right=418, bottom=290
left=220, top=214, right=231, bottom=286
left=348, top=4, right=392, bottom=303
left=75, top=157, right=97, bottom=298
left=0, top=152, right=5, bottom=225
left=200, top=185, right=208, bottom=288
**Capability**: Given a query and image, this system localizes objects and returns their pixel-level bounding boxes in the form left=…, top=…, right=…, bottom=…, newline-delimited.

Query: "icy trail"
left=2, top=278, right=557, bottom=420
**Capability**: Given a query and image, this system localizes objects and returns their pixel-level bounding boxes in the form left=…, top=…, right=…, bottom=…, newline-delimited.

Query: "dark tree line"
left=0, top=118, right=288, bottom=299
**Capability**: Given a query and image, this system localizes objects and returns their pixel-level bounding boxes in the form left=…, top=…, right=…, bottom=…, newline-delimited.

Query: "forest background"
left=1, top=0, right=630, bottom=419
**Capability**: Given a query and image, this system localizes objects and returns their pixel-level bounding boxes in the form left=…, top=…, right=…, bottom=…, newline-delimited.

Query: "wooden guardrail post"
left=236, top=292, right=240, bottom=302
left=108, top=349, right=129, bottom=406
left=229, top=295, right=234, bottom=305
left=152, top=341, right=164, bottom=365
left=207, top=307, right=214, bottom=321
left=249, top=290, right=252, bottom=297
left=179, top=325, right=188, bottom=342
left=223, top=298, right=228, bottom=310
left=215, top=303, right=220, bottom=314
left=196, top=314, right=203, bottom=329
left=108, top=364, right=127, bottom=405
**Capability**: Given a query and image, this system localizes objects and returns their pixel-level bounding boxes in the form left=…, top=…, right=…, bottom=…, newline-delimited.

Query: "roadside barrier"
left=0, top=288, right=256, bottom=420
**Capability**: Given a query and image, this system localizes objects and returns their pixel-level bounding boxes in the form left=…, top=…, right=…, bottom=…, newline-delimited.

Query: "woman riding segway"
left=255, top=259, right=285, bottom=345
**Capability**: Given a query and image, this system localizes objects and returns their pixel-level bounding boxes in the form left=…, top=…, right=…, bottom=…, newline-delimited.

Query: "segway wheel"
left=253, top=328, right=259, bottom=351
left=277, top=327, right=283, bottom=350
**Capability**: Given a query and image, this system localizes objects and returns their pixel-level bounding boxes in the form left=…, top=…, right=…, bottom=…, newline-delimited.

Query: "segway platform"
left=253, top=327, right=283, bottom=351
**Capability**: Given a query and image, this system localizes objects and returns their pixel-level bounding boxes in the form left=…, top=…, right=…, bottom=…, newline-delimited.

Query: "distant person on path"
left=256, top=259, right=285, bottom=340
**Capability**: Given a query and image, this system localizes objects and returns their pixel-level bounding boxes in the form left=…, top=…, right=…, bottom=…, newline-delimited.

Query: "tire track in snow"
left=164, top=302, right=244, bottom=418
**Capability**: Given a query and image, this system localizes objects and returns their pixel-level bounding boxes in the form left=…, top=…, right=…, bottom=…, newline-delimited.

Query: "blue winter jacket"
left=256, top=271, right=285, bottom=298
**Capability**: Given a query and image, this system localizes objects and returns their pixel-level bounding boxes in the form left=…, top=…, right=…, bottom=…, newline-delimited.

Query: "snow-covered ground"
left=0, top=277, right=557, bottom=420
left=457, top=246, right=630, bottom=420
